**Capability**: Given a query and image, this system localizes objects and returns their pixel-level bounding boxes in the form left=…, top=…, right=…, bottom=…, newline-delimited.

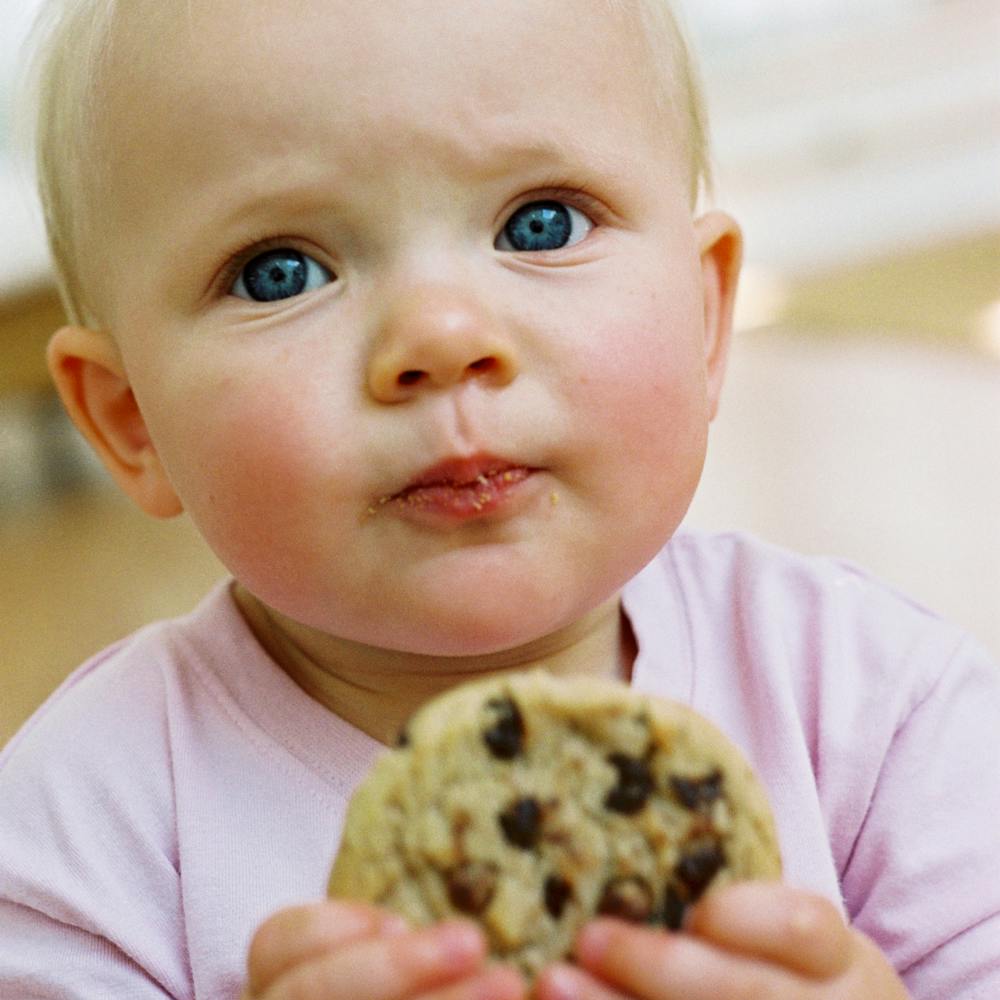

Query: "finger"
left=836, top=929, right=911, bottom=1000
left=686, top=882, right=851, bottom=980
left=534, top=962, right=628, bottom=1000
left=246, top=900, right=408, bottom=995
left=574, top=918, right=809, bottom=1000
left=414, top=963, right=527, bottom=1000
left=265, top=920, right=487, bottom=1000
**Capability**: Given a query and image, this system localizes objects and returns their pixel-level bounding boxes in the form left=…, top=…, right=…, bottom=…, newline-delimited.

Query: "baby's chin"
left=383, top=600, right=630, bottom=678
left=289, top=588, right=614, bottom=664
left=338, top=606, right=587, bottom=662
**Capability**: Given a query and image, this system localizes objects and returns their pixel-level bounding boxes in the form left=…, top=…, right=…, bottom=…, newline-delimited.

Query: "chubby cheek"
left=564, top=285, right=710, bottom=535
left=138, top=360, right=362, bottom=610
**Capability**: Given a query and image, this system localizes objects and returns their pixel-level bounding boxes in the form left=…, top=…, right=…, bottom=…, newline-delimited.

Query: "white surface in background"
left=696, top=0, right=1000, bottom=275
left=686, top=330, right=1000, bottom=661
left=682, top=0, right=923, bottom=39
left=0, top=0, right=47, bottom=296
left=0, top=0, right=41, bottom=113
left=0, top=158, right=48, bottom=296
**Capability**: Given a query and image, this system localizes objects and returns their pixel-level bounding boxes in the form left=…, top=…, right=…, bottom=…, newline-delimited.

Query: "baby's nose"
left=367, top=286, right=519, bottom=402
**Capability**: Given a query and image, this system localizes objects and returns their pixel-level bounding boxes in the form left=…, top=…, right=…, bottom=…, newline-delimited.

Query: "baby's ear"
left=694, top=211, right=743, bottom=421
left=47, top=326, right=183, bottom=518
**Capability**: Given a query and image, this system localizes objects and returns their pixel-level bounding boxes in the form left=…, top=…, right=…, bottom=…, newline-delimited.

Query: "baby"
left=3, top=0, right=998, bottom=998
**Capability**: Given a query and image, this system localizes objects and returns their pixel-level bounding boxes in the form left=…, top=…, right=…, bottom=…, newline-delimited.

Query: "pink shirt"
left=2, top=530, right=998, bottom=998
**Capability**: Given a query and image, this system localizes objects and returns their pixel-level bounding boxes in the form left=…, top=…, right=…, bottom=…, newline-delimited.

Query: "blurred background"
left=2, top=0, right=999, bottom=745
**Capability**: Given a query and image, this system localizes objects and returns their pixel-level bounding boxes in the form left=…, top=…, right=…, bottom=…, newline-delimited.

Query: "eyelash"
left=212, top=235, right=322, bottom=298
left=504, top=183, right=606, bottom=232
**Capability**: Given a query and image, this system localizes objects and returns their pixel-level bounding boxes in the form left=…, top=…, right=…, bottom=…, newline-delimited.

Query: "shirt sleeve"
left=839, top=634, right=1000, bottom=1000
left=0, top=656, right=194, bottom=999
left=0, top=899, right=175, bottom=999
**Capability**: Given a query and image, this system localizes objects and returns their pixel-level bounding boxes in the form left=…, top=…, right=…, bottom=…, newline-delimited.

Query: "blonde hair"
left=621, top=0, right=715, bottom=204
left=22, top=0, right=120, bottom=327
left=23, top=0, right=713, bottom=329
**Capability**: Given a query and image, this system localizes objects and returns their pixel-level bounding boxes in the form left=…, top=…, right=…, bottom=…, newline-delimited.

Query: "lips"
left=380, top=454, right=535, bottom=520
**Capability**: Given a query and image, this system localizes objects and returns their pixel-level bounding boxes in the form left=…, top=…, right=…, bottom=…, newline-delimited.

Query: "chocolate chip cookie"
left=328, top=670, right=782, bottom=978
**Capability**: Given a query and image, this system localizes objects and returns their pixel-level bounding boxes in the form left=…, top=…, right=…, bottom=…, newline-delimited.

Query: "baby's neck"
left=233, top=585, right=636, bottom=746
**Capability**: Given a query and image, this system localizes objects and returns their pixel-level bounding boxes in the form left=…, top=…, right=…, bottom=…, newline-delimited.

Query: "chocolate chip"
left=597, top=876, right=654, bottom=923
left=446, top=861, right=498, bottom=915
left=670, top=769, right=723, bottom=811
left=544, top=875, right=574, bottom=919
left=674, top=841, right=726, bottom=900
left=604, top=753, right=654, bottom=814
left=482, top=697, right=525, bottom=759
left=660, top=885, right=687, bottom=931
left=499, top=797, right=542, bottom=849
left=395, top=727, right=410, bottom=748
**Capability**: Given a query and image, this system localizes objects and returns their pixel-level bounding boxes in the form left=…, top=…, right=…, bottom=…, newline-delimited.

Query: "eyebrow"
left=432, top=131, right=636, bottom=187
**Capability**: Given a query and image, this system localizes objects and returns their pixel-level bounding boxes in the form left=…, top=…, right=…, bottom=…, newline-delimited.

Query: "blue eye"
left=231, top=249, right=333, bottom=302
left=496, top=200, right=592, bottom=252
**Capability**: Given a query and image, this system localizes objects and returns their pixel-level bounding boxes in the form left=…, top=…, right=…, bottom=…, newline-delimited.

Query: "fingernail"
left=479, top=964, right=528, bottom=999
left=381, top=913, right=410, bottom=936
left=789, top=897, right=825, bottom=937
left=437, top=921, right=484, bottom=963
left=575, top=920, right=614, bottom=965
left=541, top=964, right=581, bottom=1000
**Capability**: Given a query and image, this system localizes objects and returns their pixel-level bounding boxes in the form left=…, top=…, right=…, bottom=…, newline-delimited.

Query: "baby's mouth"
left=375, top=454, right=536, bottom=519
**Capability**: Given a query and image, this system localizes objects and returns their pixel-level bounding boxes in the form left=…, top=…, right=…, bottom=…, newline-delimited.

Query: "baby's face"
left=96, top=0, right=737, bottom=654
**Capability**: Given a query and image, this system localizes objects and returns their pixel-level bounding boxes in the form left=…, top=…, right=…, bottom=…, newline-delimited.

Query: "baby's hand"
left=534, top=882, right=910, bottom=1000
left=241, top=900, right=526, bottom=1000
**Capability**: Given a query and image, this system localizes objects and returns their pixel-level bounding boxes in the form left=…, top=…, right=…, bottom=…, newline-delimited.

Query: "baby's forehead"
left=108, top=0, right=679, bottom=104
left=106, top=0, right=677, bottom=146
left=102, top=0, right=687, bottom=158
